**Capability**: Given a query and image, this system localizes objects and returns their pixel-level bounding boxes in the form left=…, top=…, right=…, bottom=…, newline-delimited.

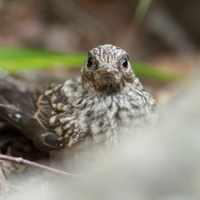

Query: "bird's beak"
left=96, top=64, right=119, bottom=73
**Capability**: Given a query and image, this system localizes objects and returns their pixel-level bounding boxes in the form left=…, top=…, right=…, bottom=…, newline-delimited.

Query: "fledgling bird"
left=0, top=44, right=157, bottom=152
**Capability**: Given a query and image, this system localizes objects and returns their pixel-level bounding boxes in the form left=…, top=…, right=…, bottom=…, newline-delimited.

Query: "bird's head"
left=81, top=44, right=135, bottom=93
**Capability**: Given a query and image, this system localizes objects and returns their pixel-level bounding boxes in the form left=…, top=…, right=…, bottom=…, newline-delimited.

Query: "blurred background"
left=0, top=0, right=199, bottom=69
left=0, top=0, right=200, bottom=102
left=0, top=0, right=200, bottom=199
left=1, top=0, right=200, bottom=54
left=0, top=0, right=199, bottom=102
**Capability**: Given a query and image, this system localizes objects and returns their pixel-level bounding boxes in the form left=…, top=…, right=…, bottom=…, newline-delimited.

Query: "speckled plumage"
left=0, top=44, right=157, bottom=151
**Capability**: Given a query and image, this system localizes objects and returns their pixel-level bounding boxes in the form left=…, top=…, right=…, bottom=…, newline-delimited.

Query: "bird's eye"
left=122, top=58, right=128, bottom=69
left=87, top=57, right=93, bottom=68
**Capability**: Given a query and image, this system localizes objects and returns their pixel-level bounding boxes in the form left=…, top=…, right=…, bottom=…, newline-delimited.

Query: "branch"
left=0, top=154, right=82, bottom=178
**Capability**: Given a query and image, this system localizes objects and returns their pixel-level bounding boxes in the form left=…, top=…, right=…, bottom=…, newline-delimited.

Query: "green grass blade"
left=0, top=47, right=183, bottom=82
left=133, top=0, right=152, bottom=25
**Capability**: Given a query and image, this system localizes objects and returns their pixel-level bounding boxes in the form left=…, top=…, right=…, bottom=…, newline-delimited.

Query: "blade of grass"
left=131, top=61, right=184, bottom=82
left=122, top=0, right=153, bottom=49
left=133, top=0, right=152, bottom=26
left=0, top=47, right=183, bottom=82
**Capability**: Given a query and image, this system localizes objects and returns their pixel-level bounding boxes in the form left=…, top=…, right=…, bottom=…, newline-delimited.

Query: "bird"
left=0, top=44, right=157, bottom=152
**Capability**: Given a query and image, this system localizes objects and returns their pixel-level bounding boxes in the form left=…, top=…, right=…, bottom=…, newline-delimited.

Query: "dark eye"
left=87, top=57, right=93, bottom=68
left=122, top=58, right=128, bottom=68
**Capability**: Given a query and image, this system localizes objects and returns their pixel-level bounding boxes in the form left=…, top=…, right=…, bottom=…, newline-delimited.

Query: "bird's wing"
left=0, top=76, right=69, bottom=151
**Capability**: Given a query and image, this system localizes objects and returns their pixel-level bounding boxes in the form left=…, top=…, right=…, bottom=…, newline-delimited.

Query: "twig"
left=0, top=154, right=82, bottom=178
